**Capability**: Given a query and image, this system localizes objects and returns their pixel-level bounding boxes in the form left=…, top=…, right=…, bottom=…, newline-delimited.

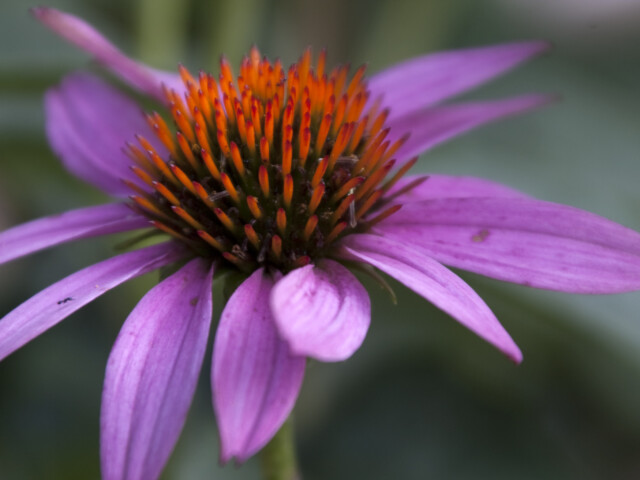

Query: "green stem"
left=259, top=417, right=301, bottom=480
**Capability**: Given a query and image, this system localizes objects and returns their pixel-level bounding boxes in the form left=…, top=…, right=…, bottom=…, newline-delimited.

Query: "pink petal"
left=369, top=41, right=550, bottom=121
left=389, top=95, right=555, bottom=164
left=0, top=242, right=184, bottom=362
left=340, top=234, right=521, bottom=363
left=31, top=7, right=181, bottom=102
left=376, top=197, right=640, bottom=293
left=383, top=174, right=528, bottom=205
left=212, top=269, right=306, bottom=463
left=0, top=203, right=148, bottom=265
left=45, top=73, right=166, bottom=196
left=270, top=260, right=370, bottom=362
left=101, top=258, right=214, bottom=480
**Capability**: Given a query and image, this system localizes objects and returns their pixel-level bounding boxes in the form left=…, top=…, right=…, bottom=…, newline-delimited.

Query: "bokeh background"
left=1, top=0, right=640, bottom=478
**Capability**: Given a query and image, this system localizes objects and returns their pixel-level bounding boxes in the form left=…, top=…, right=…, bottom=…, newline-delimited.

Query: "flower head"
left=2, top=7, right=640, bottom=479
left=126, top=47, right=412, bottom=273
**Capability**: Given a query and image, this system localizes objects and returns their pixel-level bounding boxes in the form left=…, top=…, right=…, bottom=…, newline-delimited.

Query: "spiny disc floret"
left=126, top=47, right=411, bottom=272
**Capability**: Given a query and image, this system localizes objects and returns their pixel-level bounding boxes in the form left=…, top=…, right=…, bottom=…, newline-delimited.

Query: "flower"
left=2, top=6, right=640, bottom=480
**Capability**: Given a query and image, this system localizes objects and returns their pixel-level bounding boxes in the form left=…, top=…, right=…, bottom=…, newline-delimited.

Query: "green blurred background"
left=1, top=0, right=640, bottom=478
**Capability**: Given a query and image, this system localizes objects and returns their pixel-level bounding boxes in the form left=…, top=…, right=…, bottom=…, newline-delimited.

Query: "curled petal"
left=101, top=258, right=214, bottom=480
left=369, top=41, right=550, bottom=120
left=0, top=242, right=184, bottom=362
left=340, top=234, right=521, bottom=363
left=388, top=94, right=556, bottom=164
left=0, top=203, right=148, bottom=266
left=213, top=269, right=306, bottom=463
left=377, top=197, right=640, bottom=293
left=271, top=260, right=371, bottom=362
left=31, top=7, right=181, bottom=101
left=45, top=73, right=165, bottom=196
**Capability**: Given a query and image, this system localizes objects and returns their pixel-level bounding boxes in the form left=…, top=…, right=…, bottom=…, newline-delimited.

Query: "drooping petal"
left=340, top=234, right=521, bottom=363
left=0, top=242, right=184, bottom=362
left=369, top=41, right=550, bottom=121
left=0, top=203, right=148, bottom=266
left=101, top=258, right=214, bottom=480
left=376, top=197, right=640, bottom=293
left=388, top=95, right=555, bottom=164
left=31, top=7, right=181, bottom=102
left=45, top=73, right=165, bottom=196
left=270, top=260, right=370, bottom=362
left=383, top=174, right=528, bottom=205
left=213, top=269, right=306, bottom=463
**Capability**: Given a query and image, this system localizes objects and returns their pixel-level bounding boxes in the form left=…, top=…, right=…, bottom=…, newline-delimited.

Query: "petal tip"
left=30, top=6, right=66, bottom=27
left=508, top=346, right=524, bottom=365
left=527, top=39, right=553, bottom=56
left=29, top=6, right=51, bottom=18
left=218, top=450, right=232, bottom=466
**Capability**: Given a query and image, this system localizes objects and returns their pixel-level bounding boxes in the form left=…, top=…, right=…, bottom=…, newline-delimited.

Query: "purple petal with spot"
left=31, top=7, right=181, bottom=102
left=340, top=234, right=521, bottom=363
left=213, top=269, right=306, bottom=463
left=376, top=197, right=640, bottom=293
left=383, top=174, right=528, bottom=205
left=101, top=258, right=213, bottom=480
left=388, top=94, right=555, bottom=164
left=0, top=203, right=148, bottom=265
left=45, top=73, right=166, bottom=196
left=0, top=242, right=184, bottom=362
left=369, top=41, right=549, bottom=121
left=270, top=260, right=370, bottom=362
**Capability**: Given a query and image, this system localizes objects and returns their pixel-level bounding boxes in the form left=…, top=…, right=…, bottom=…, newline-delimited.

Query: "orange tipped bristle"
left=283, top=174, right=293, bottom=209
left=170, top=164, right=197, bottom=196
left=246, top=195, right=263, bottom=219
left=172, top=205, right=206, bottom=231
left=271, top=235, right=282, bottom=259
left=259, top=136, right=270, bottom=164
left=276, top=208, right=287, bottom=236
left=220, top=172, right=240, bottom=204
left=303, top=215, right=318, bottom=241
left=258, top=165, right=270, bottom=197
left=244, top=224, right=261, bottom=249
left=311, top=157, right=329, bottom=188
left=229, top=142, right=245, bottom=176
left=325, top=221, right=347, bottom=244
left=308, top=183, right=325, bottom=215
left=153, top=181, right=180, bottom=206
left=201, top=148, right=221, bottom=181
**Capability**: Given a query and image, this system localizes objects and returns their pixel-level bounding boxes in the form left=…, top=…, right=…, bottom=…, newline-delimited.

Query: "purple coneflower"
left=2, top=7, right=640, bottom=480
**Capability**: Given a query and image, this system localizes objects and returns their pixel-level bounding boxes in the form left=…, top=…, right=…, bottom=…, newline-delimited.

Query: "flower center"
left=125, top=48, right=411, bottom=272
